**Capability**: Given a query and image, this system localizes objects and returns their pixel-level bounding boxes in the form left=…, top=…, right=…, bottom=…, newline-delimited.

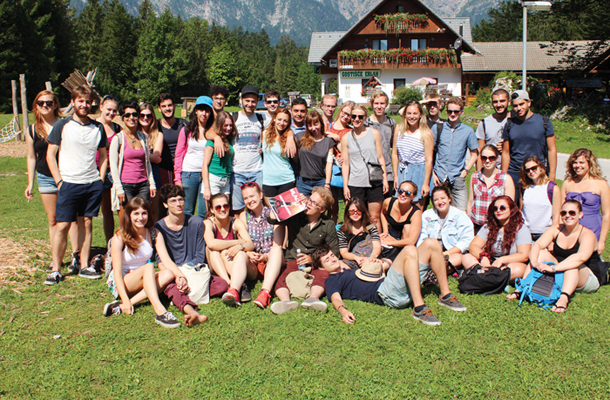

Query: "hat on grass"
left=355, top=260, right=385, bottom=282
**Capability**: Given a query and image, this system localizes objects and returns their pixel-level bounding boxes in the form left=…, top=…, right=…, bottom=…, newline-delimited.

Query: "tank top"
left=347, top=128, right=378, bottom=188
left=396, top=129, right=425, bottom=165
left=122, top=231, right=153, bottom=273
left=552, top=227, right=599, bottom=278
left=522, top=183, right=553, bottom=234
left=386, top=197, right=420, bottom=240
left=211, top=217, right=235, bottom=240
left=30, top=125, right=53, bottom=176
left=120, top=139, right=148, bottom=184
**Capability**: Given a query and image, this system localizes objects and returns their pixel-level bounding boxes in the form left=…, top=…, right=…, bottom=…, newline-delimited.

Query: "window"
left=394, top=79, right=406, bottom=89
left=397, top=5, right=405, bottom=12
left=410, top=38, right=427, bottom=50
left=371, top=39, right=388, bottom=50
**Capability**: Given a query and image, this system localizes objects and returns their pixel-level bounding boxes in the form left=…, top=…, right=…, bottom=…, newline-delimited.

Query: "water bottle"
left=296, top=249, right=306, bottom=271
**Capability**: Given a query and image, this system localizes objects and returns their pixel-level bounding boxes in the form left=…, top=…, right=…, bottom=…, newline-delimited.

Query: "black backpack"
left=232, top=111, right=265, bottom=132
left=457, top=264, right=511, bottom=295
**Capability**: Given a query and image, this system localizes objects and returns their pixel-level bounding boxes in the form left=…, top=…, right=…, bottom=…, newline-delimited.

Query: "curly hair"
left=484, top=196, right=523, bottom=256
left=119, top=197, right=154, bottom=254
left=340, top=197, right=372, bottom=234
left=264, top=108, right=291, bottom=155
left=565, top=148, right=605, bottom=181
left=32, top=90, right=61, bottom=140
left=519, top=156, right=549, bottom=189
left=299, top=110, right=326, bottom=151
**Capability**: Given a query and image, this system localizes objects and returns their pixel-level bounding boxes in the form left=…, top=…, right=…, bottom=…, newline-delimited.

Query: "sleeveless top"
left=246, top=207, right=274, bottom=254
left=211, top=217, right=235, bottom=240
left=30, top=125, right=52, bottom=176
left=552, top=226, right=600, bottom=282
left=122, top=230, right=153, bottom=273
left=565, top=191, right=602, bottom=240
left=347, top=128, right=378, bottom=188
left=262, top=140, right=294, bottom=186
left=386, top=197, right=420, bottom=240
left=396, top=129, right=425, bottom=165
left=522, top=183, right=553, bottom=235
left=470, top=170, right=507, bottom=225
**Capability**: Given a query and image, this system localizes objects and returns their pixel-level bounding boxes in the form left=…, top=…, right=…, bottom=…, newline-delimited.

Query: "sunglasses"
left=426, top=102, right=439, bottom=108
left=397, top=188, right=413, bottom=196
left=240, top=182, right=259, bottom=190
left=493, top=205, right=508, bottom=212
left=481, top=155, right=497, bottom=162
left=123, top=112, right=139, bottom=119
left=351, top=114, right=365, bottom=120
left=214, top=203, right=230, bottom=211
left=139, top=113, right=153, bottom=120
left=37, top=100, right=54, bottom=107
left=348, top=209, right=362, bottom=216
left=265, top=100, right=279, bottom=104
left=560, top=210, right=577, bottom=217
left=447, top=109, right=461, bottom=115
left=525, top=165, right=539, bottom=173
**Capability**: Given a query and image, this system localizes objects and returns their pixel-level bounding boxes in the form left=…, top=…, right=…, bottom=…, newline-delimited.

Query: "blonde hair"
left=397, top=101, right=433, bottom=146
left=369, top=91, right=389, bottom=107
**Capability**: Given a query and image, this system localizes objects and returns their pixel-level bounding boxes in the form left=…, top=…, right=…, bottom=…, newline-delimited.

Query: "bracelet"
left=324, top=182, right=330, bottom=186
left=56, top=179, right=63, bottom=186
left=337, top=305, right=346, bottom=312
left=478, top=252, right=490, bottom=262
left=240, top=243, right=245, bottom=250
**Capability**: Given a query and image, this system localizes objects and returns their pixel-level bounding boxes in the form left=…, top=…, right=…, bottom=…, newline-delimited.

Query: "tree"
left=181, top=17, right=211, bottom=97
left=207, top=42, right=242, bottom=103
left=74, top=0, right=105, bottom=73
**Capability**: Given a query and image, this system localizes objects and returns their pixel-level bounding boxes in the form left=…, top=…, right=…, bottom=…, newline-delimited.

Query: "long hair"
left=211, top=111, right=235, bottom=153
left=206, top=193, right=231, bottom=218
left=340, top=197, right=372, bottom=234
left=138, top=103, right=160, bottom=149
left=299, top=110, right=326, bottom=151
left=32, top=90, right=60, bottom=140
left=480, top=144, right=499, bottom=170
left=484, top=196, right=523, bottom=256
left=265, top=108, right=292, bottom=155
left=186, top=104, right=214, bottom=141
left=397, top=101, right=433, bottom=146
left=565, top=148, right=604, bottom=181
left=519, top=155, right=549, bottom=189
left=119, top=197, right=154, bottom=254
left=336, top=101, right=355, bottom=127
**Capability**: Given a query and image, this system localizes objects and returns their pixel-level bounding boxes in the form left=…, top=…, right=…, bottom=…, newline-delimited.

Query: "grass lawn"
left=2, top=151, right=610, bottom=398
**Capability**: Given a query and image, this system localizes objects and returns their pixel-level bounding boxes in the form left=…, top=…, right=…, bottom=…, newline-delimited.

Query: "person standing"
left=366, top=91, right=395, bottom=196
left=209, top=85, right=229, bottom=115
left=262, top=89, right=282, bottom=120
left=476, top=88, right=510, bottom=170
left=319, top=94, right=337, bottom=130
left=421, top=94, right=445, bottom=129
left=290, top=98, right=308, bottom=136
left=157, top=93, right=186, bottom=186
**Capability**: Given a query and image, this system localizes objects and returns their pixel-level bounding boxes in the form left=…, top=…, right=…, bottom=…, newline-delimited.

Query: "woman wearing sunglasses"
left=519, top=155, right=561, bottom=241
left=462, top=196, right=531, bottom=281
left=203, top=193, right=255, bottom=306
left=561, top=148, right=610, bottom=254
left=261, top=108, right=296, bottom=198
left=379, top=180, right=422, bottom=261
left=202, top=111, right=235, bottom=206
left=418, top=186, right=474, bottom=271
left=109, top=101, right=156, bottom=206
left=467, top=145, right=514, bottom=233
left=392, top=101, right=434, bottom=207
left=341, top=105, right=388, bottom=230
left=508, top=200, right=601, bottom=312
left=138, top=103, right=164, bottom=221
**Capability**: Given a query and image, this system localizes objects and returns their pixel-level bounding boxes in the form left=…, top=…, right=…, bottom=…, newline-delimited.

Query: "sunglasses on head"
left=494, top=205, right=508, bottom=212
left=525, top=165, right=539, bottom=173
left=481, top=155, right=497, bottom=162
left=123, top=112, right=139, bottom=119
left=351, top=114, right=365, bottom=120
left=214, top=203, right=230, bottom=211
left=446, top=109, right=461, bottom=115
left=240, top=182, right=259, bottom=190
left=348, top=209, right=362, bottom=216
left=37, top=100, right=54, bottom=107
left=139, top=113, right=153, bottom=119
left=397, top=188, right=413, bottom=196
left=560, top=210, right=577, bottom=217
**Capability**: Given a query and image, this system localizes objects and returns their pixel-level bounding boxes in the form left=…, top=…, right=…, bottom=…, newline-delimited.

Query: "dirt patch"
left=0, top=141, right=27, bottom=158
left=0, top=237, right=45, bottom=287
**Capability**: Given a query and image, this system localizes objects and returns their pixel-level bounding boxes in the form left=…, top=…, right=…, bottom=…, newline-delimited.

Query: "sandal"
left=553, top=292, right=573, bottom=313
left=506, top=290, right=521, bottom=300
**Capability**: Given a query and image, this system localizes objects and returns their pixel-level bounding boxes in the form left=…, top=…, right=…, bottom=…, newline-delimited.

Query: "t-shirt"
left=159, top=118, right=186, bottom=171
left=476, top=115, right=508, bottom=168
left=233, top=112, right=265, bottom=173
left=477, top=223, right=532, bottom=257
left=502, top=113, right=554, bottom=172
left=325, top=269, right=384, bottom=305
left=205, top=140, right=233, bottom=177
left=296, top=132, right=335, bottom=181
left=365, top=116, right=394, bottom=181
left=182, top=136, right=208, bottom=172
left=154, top=215, right=206, bottom=265
left=47, top=117, right=108, bottom=184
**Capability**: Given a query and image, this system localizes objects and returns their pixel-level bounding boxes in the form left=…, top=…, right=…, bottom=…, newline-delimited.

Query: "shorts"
left=202, top=174, right=231, bottom=196
left=296, top=176, right=325, bottom=197
left=263, top=181, right=295, bottom=198
left=106, top=269, right=132, bottom=299
left=56, top=180, right=104, bottom=222
left=37, top=172, right=58, bottom=194
left=377, top=262, right=429, bottom=309
left=102, top=171, right=113, bottom=191
left=575, top=267, right=600, bottom=293
left=348, top=184, right=384, bottom=203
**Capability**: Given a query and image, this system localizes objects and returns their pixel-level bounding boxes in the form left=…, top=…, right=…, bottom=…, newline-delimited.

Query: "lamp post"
left=521, top=1, right=553, bottom=90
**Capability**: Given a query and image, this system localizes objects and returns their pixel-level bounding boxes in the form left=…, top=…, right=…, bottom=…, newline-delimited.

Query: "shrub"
left=472, top=87, right=491, bottom=107
left=391, top=85, right=423, bottom=106
left=490, top=71, right=520, bottom=91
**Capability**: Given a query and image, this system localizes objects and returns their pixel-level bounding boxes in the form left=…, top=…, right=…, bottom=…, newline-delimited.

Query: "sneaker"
left=254, top=289, right=271, bottom=309
left=155, top=312, right=180, bottom=328
left=68, top=252, right=81, bottom=274
left=438, top=294, right=467, bottom=312
left=103, top=301, right=122, bottom=317
left=44, top=271, right=63, bottom=285
left=270, top=301, right=299, bottom=315
left=412, top=306, right=442, bottom=326
left=300, top=296, right=328, bottom=312
left=240, top=283, right=252, bottom=303
left=222, top=288, right=241, bottom=307
left=79, top=266, right=102, bottom=280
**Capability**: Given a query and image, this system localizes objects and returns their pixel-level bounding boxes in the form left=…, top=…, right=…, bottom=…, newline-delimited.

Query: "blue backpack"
left=515, top=265, right=564, bottom=311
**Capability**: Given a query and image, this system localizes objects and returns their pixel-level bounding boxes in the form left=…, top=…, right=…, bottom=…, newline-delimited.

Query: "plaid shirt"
left=470, top=170, right=508, bottom=225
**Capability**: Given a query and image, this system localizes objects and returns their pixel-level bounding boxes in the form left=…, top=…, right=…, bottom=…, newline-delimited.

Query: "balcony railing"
left=373, top=13, right=429, bottom=34
left=338, top=48, right=458, bottom=68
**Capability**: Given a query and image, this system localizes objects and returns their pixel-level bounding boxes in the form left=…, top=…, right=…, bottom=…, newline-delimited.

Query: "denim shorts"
left=232, top=171, right=263, bottom=210
left=37, top=172, right=58, bottom=194
left=377, top=262, right=430, bottom=309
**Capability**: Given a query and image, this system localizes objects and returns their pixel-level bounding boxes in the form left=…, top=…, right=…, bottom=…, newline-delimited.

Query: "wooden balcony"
left=338, top=48, right=459, bottom=69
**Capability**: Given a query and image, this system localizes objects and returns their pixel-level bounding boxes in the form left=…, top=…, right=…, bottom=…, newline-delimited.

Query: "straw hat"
left=355, top=259, right=385, bottom=282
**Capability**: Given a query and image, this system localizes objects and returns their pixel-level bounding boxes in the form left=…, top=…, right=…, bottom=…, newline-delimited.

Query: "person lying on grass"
left=312, top=244, right=467, bottom=326
left=103, top=197, right=179, bottom=328
left=507, top=199, right=602, bottom=313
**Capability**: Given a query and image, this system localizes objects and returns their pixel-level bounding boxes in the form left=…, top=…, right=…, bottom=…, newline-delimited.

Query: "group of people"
left=25, top=83, right=609, bottom=328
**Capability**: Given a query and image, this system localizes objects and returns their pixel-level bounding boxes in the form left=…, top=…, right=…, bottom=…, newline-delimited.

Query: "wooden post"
left=45, top=81, right=52, bottom=91
left=11, top=80, right=20, bottom=142
left=19, top=74, right=28, bottom=141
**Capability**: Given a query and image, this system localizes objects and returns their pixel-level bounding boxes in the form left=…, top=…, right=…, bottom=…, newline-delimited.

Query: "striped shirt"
left=337, top=224, right=380, bottom=251
left=470, top=170, right=507, bottom=225
left=396, top=129, right=425, bottom=165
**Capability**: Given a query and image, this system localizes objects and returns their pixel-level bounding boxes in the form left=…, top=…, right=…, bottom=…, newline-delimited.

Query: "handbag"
left=457, top=264, right=510, bottom=295
left=330, top=164, right=343, bottom=188
left=351, top=131, right=384, bottom=186
left=178, top=263, right=211, bottom=304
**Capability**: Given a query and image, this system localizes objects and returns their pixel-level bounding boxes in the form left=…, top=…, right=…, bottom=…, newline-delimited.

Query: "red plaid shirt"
left=470, top=170, right=508, bottom=225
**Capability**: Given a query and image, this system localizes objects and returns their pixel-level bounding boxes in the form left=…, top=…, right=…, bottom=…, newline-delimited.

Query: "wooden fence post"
left=11, top=80, right=20, bottom=142
left=19, top=74, right=27, bottom=141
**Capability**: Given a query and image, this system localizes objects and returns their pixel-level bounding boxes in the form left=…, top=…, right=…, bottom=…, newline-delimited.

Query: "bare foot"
left=184, top=313, right=208, bottom=327
left=551, top=294, right=569, bottom=313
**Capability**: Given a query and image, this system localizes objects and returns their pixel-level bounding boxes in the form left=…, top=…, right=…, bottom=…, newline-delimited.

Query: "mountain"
left=70, top=0, right=500, bottom=45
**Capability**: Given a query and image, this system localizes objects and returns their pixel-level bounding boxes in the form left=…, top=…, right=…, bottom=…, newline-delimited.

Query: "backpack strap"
left=482, top=118, right=486, bottom=138
left=255, top=113, right=265, bottom=131
left=435, top=122, right=443, bottom=150
left=542, top=115, right=549, bottom=134
left=547, top=181, right=556, bottom=204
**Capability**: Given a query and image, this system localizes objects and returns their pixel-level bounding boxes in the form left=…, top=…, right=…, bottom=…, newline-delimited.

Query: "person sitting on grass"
left=154, top=185, right=229, bottom=327
left=103, top=197, right=179, bottom=328
left=507, top=199, right=602, bottom=312
left=269, top=186, right=339, bottom=315
left=313, top=244, right=467, bottom=326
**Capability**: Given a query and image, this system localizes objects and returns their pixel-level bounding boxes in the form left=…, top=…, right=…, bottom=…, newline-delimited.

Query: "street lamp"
left=522, top=1, right=553, bottom=90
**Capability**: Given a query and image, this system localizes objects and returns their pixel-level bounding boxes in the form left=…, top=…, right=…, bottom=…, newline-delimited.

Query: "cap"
left=241, top=85, right=259, bottom=97
left=511, top=90, right=530, bottom=102
left=194, top=96, right=213, bottom=109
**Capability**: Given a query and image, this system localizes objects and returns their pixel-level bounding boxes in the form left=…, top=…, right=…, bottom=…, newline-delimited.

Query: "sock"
left=414, top=305, right=425, bottom=313
left=441, top=293, right=453, bottom=301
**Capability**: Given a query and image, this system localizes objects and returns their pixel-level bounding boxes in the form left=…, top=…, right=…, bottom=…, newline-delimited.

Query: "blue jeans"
left=182, top=171, right=206, bottom=217
left=231, top=171, right=263, bottom=210
left=296, top=176, right=326, bottom=197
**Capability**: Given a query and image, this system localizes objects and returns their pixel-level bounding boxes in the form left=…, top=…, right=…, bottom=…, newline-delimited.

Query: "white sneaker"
left=300, top=297, right=328, bottom=312
left=270, top=301, right=299, bottom=315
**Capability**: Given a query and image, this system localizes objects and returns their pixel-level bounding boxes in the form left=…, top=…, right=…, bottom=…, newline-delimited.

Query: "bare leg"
left=507, top=263, right=528, bottom=281
left=183, top=304, right=208, bottom=327
left=40, top=193, right=58, bottom=249
left=417, top=239, right=450, bottom=297
left=51, top=222, right=71, bottom=272
left=262, top=247, right=283, bottom=291
left=207, top=249, right=231, bottom=285
left=275, top=287, right=291, bottom=302
left=461, top=254, right=479, bottom=269
left=393, top=245, right=425, bottom=307
left=368, top=200, right=383, bottom=232
left=79, top=217, right=94, bottom=268
left=68, top=221, right=81, bottom=255
left=101, top=191, right=114, bottom=243
left=225, top=251, right=247, bottom=291
left=309, top=285, right=324, bottom=299
left=552, top=268, right=584, bottom=313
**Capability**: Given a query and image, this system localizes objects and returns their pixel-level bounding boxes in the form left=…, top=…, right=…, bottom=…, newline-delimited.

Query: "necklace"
left=125, top=132, right=137, bottom=144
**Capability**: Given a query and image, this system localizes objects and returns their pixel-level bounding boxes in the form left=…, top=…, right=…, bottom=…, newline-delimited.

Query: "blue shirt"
left=502, top=113, right=554, bottom=172
left=433, top=121, right=478, bottom=183
left=325, top=269, right=384, bottom=305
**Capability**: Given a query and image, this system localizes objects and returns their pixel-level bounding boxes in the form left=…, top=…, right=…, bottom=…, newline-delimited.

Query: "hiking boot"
left=103, top=301, right=122, bottom=317
left=68, top=252, right=81, bottom=274
left=44, top=271, right=63, bottom=285
left=240, top=283, right=252, bottom=303
left=270, top=301, right=298, bottom=315
left=300, top=296, right=328, bottom=312
left=79, top=266, right=102, bottom=280
left=254, top=289, right=271, bottom=309
left=155, top=312, right=180, bottom=328
left=412, top=306, right=441, bottom=326
left=222, top=288, right=241, bottom=307
left=438, top=293, right=467, bottom=312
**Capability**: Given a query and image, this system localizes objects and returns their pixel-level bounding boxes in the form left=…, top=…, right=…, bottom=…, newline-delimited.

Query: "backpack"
left=514, top=266, right=564, bottom=310
left=457, top=264, right=511, bottom=295
left=232, top=111, right=265, bottom=132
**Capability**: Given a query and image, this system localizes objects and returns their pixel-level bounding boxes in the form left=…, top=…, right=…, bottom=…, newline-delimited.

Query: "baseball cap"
left=194, top=96, right=213, bottom=109
left=511, top=90, right=530, bottom=102
left=241, top=85, right=259, bottom=97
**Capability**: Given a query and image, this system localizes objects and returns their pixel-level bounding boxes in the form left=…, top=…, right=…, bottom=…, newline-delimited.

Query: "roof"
left=444, top=18, right=472, bottom=44
left=461, top=41, right=594, bottom=73
left=308, top=31, right=346, bottom=64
